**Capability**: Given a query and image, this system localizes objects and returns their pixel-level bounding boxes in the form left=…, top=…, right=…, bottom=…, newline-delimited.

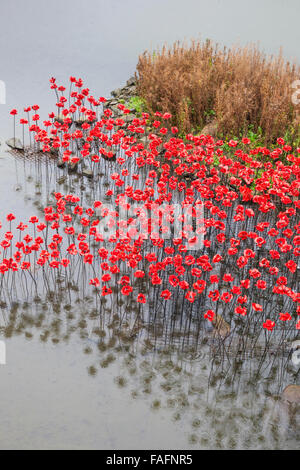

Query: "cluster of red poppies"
left=5, top=76, right=300, bottom=334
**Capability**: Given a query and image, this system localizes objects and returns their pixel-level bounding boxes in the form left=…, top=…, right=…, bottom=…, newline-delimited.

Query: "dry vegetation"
left=136, top=40, right=300, bottom=144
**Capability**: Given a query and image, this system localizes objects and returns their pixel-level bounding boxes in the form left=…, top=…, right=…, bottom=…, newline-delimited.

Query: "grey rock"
left=74, top=117, right=88, bottom=126
left=68, top=161, right=78, bottom=173
left=57, top=176, right=66, bottom=184
left=128, top=85, right=137, bottom=95
left=6, top=137, right=23, bottom=150
left=282, top=385, right=300, bottom=404
left=111, top=88, right=122, bottom=98
left=111, top=105, right=122, bottom=116
left=137, top=136, right=148, bottom=145
left=74, top=116, right=96, bottom=127
left=54, top=114, right=72, bottom=126
left=121, top=89, right=135, bottom=99
left=201, top=120, right=218, bottom=138
left=126, top=76, right=136, bottom=87
left=125, top=114, right=135, bottom=123
left=104, top=99, right=118, bottom=108
left=102, top=152, right=116, bottom=162
left=54, top=114, right=64, bottom=125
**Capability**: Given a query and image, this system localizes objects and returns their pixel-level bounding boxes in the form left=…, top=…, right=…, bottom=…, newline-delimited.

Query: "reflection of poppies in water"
left=0, top=75, right=299, bottom=448
left=0, top=288, right=298, bottom=449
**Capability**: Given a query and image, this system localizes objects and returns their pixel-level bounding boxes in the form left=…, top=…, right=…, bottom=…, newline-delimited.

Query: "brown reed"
left=136, top=39, right=300, bottom=144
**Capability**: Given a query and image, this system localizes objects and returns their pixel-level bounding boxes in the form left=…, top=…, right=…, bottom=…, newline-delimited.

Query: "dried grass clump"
left=136, top=40, right=300, bottom=144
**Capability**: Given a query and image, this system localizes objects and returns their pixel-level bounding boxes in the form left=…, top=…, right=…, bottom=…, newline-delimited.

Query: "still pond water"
left=0, top=0, right=299, bottom=450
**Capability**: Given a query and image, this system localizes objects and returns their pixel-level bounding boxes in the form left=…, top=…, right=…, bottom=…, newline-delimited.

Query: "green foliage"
left=282, top=125, right=300, bottom=148
left=127, top=96, right=147, bottom=115
left=204, top=109, right=216, bottom=119
left=246, top=125, right=264, bottom=147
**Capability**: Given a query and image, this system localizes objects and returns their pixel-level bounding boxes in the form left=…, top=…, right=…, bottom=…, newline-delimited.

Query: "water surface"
left=0, top=0, right=299, bottom=450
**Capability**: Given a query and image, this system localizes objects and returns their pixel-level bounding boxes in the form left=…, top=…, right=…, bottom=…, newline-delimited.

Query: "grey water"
left=0, top=0, right=299, bottom=450
left=0, top=0, right=300, bottom=141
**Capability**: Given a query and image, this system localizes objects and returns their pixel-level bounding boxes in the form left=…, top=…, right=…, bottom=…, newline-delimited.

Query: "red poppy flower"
left=61, top=259, right=70, bottom=267
left=121, top=285, right=133, bottom=296
left=90, top=278, right=100, bottom=287
left=236, top=294, right=247, bottom=305
left=221, top=292, right=233, bottom=303
left=285, top=260, right=297, bottom=273
left=102, top=286, right=112, bottom=296
left=279, top=312, right=291, bottom=321
left=204, top=310, right=215, bottom=322
left=119, top=275, right=130, bottom=285
left=256, top=280, right=266, bottom=290
left=235, top=306, right=247, bottom=316
left=161, top=290, right=172, bottom=300
left=137, top=293, right=146, bottom=304
left=21, top=262, right=31, bottom=271
left=252, top=303, right=263, bottom=312
left=263, top=319, right=275, bottom=331
left=208, top=290, right=219, bottom=302
left=185, top=291, right=196, bottom=303
left=169, top=275, right=179, bottom=287
left=134, top=270, right=145, bottom=278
